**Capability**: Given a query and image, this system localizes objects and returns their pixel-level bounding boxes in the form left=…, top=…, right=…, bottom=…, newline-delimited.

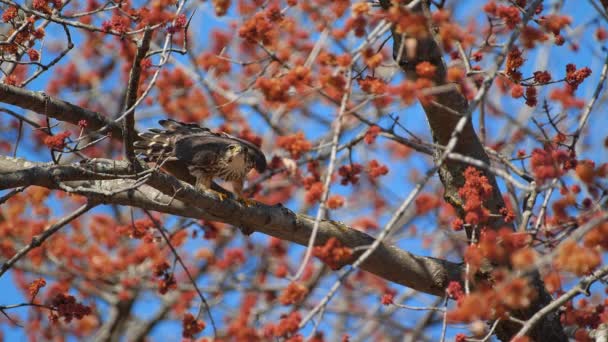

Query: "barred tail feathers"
left=133, top=132, right=174, bottom=162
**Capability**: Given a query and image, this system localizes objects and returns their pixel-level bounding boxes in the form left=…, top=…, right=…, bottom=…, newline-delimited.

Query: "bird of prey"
left=134, top=119, right=267, bottom=203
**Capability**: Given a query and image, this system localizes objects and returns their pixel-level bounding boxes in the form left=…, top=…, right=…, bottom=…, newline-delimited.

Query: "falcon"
left=134, top=119, right=267, bottom=203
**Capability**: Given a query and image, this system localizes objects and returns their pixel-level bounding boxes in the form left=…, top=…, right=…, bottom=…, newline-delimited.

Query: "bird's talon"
left=237, top=197, right=257, bottom=206
left=204, top=189, right=227, bottom=201
left=216, top=191, right=227, bottom=201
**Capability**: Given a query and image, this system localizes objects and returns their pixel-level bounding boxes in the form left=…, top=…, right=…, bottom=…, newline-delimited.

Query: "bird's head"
left=226, top=143, right=246, bottom=158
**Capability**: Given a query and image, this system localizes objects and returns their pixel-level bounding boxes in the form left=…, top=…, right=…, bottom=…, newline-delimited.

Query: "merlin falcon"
left=134, top=119, right=267, bottom=202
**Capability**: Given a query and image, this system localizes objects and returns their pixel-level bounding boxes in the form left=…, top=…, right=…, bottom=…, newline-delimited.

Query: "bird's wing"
left=136, top=119, right=267, bottom=173
left=174, top=134, right=229, bottom=166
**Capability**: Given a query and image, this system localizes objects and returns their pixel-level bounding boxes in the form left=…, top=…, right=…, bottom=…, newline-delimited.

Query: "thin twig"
left=0, top=186, right=26, bottom=205
left=571, top=52, right=608, bottom=149
left=290, top=67, right=353, bottom=281
left=143, top=210, right=217, bottom=338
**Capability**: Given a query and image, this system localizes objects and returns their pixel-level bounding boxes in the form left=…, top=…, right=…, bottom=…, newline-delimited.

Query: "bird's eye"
left=229, top=145, right=237, bottom=150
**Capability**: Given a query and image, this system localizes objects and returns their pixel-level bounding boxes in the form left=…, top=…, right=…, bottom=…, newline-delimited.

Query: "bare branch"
left=123, top=28, right=152, bottom=164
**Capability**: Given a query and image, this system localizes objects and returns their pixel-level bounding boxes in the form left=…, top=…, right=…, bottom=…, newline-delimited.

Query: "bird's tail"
left=134, top=129, right=175, bottom=162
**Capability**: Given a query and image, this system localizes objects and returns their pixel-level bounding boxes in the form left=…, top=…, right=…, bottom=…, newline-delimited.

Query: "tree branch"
left=0, top=155, right=462, bottom=297
left=378, top=1, right=566, bottom=341
left=122, top=28, right=152, bottom=164
left=0, top=83, right=123, bottom=138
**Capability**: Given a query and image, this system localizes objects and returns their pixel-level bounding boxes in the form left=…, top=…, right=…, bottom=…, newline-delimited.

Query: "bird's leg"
left=194, top=174, right=211, bottom=191
left=231, top=180, right=256, bottom=206
left=195, top=175, right=227, bottom=201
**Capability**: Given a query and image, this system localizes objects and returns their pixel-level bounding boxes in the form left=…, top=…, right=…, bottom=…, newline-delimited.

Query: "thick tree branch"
left=0, top=155, right=462, bottom=297
left=378, top=1, right=566, bottom=341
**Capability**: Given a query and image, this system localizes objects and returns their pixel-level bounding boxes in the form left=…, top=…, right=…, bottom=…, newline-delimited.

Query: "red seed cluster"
left=499, top=207, right=515, bottom=223
left=380, top=292, right=394, bottom=305
left=276, top=312, right=301, bottom=338
left=364, top=125, right=381, bottom=144
left=182, top=313, right=205, bottom=338
left=304, top=181, right=324, bottom=204
left=448, top=277, right=536, bottom=324
left=415, top=61, right=437, bottom=79
left=28, top=278, right=46, bottom=299
left=511, top=84, right=524, bottom=98
left=565, top=64, right=592, bottom=91
left=277, top=132, right=312, bottom=159
left=1, top=6, right=18, bottom=22
left=27, top=49, right=40, bottom=61
left=506, top=47, right=524, bottom=81
left=497, top=6, right=522, bottom=29
left=530, top=146, right=572, bottom=183
left=338, top=163, right=363, bottom=185
left=326, top=195, right=345, bottom=209
left=584, top=220, right=608, bottom=250
left=541, top=14, right=572, bottom=35
left=415, top=193, right=441, bottom=215
left=255, top=77, right=291, bottom=103
left=312, top=237, right=353, bottom=270
left=446, top=281, right=464, bottom=300
left=533, top=70, right=552, bottom=84
left=367, top=159, right=388, bottom=179
left=216, top=247, right=246, bottom=269
left=238, top=12, right=278, bottom=45
left=525, top=86, right=537, bottom=107
left=555, top=241, right=600, bottom=276
left=101, top=14, right=131, bottom=34
left=49, top=293, right=92, bottom=323
left=152, top=261, right=176, bottom=295
left=279, top=282, right=309, bottom=305
left=458, top=167, right=493, bottom=225
left=43, top=131, right=71, bottom=150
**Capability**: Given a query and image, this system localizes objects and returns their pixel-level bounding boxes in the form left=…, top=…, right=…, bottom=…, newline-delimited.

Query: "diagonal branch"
left=0, top=155, right=463, bottom=297
left=515, top=264, right=608, bottom=339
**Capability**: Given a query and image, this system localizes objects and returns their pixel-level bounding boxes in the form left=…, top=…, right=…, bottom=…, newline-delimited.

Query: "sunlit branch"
left=292, top=68, right=353, bottom=281
left=0, top=156, right=463, bottom=296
